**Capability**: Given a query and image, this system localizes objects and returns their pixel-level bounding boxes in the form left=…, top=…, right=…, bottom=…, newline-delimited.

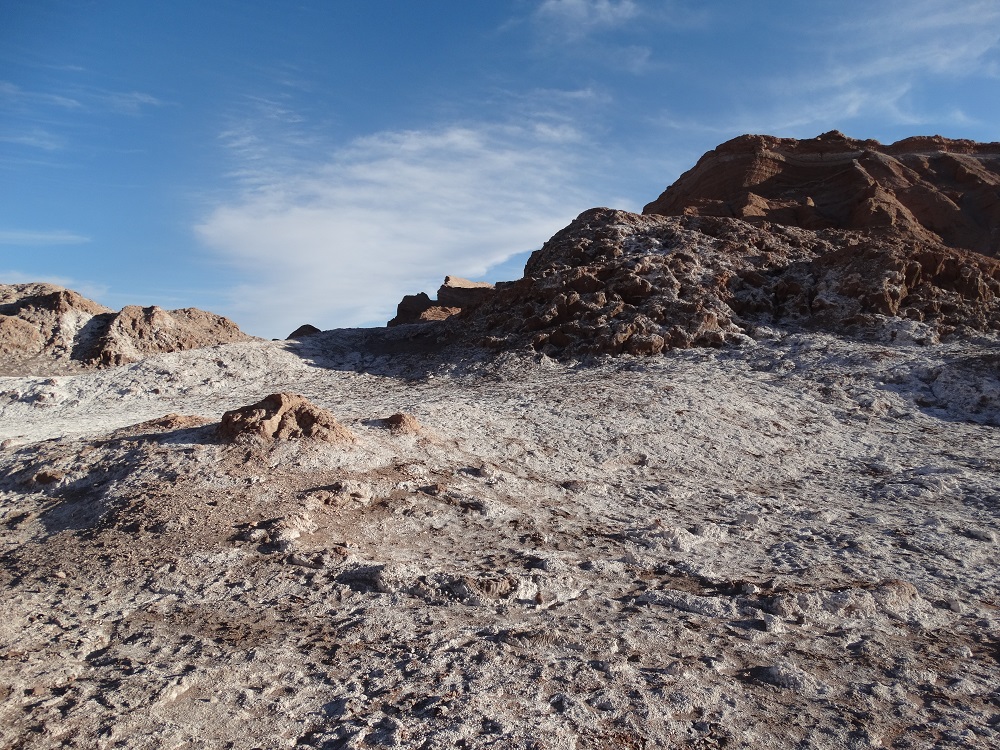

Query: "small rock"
left=378, top=412, right=422, bottom=434
left=963, top=527, right=996, bottom=543
left=32, top=470, right=64, bottom=485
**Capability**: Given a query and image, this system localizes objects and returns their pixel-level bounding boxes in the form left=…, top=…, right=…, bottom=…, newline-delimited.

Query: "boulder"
left=378, top=412, right=422, bottom=434
left=218, top=393, right=354, bottom=444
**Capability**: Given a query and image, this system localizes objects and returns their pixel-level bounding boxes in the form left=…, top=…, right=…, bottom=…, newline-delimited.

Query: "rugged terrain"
left=1, top=132, right=998, bottom=748
left=0, top=283, right=253, bottom=375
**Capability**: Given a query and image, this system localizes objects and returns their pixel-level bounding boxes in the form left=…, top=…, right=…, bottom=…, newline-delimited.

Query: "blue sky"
left=2, top=0, right=999, bottom=338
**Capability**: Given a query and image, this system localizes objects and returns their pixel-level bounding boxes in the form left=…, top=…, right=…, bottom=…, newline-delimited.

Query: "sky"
left=2, top=0, right=999, bottom=338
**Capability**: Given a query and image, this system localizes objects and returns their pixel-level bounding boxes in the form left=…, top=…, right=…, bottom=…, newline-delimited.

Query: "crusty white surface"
left=1, top=330, right=998, bottom=748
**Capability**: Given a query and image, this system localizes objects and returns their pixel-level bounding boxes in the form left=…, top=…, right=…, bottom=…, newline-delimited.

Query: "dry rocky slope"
left=1, top=133, right=999, bottom=749
left=0, top=283, right=253, bottom=374
left=396, top=132, right=1000, bottom=358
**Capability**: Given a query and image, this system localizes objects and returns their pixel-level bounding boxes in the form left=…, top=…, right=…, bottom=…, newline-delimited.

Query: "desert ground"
left=1, top=325, right=998, bottom=749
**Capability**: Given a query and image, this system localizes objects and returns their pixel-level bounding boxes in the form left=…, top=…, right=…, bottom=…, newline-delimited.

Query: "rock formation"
left=388, top=276, right=494, bottom=326
left=0, top=283, right=253, bottom=373
left=218, top=392, right=354, bottom=444
left=642, top=131, right=1000, bottom=256
left=391, top=133, right=1000, bottom=357
left=94, top=305, right=251, bottom=367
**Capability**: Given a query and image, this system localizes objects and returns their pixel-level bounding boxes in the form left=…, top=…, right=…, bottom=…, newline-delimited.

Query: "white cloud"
left=653, top=0, right=1000, bottom=141
left=773, top=0, right=1000, bottom=124
left=0, top=81, right=82, bottom=110
left=0, top=230, right=90, bottom=245
left=535, top=0, right=639, bottom=37
left=196, top=123, right=600, bottom=338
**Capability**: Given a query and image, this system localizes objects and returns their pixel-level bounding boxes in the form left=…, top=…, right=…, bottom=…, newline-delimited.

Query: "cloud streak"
left=0, top=230, right=90, bottom=245
left=652, top=0, right=1000, bottom=141
left=197, top=122, right=601, bottom=338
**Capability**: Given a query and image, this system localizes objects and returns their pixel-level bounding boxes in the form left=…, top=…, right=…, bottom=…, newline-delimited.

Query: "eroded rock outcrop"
left=218, top=393, right=355, bottom=444
left=0, top=283, right=253, bottom=372
left=388, top=277, right=494, bottom=326
left=382, top=133, right=1000, bottom=357
left=94, top=305, right=251, bottom=367
left=454, top=208, right=1000, bottom=356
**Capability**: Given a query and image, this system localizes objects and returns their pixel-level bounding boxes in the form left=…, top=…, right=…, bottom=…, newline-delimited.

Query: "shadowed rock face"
left=642, top=131, right=1000, bottom=256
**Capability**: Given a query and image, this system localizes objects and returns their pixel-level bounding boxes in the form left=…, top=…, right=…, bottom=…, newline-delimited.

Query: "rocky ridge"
left=643, top=131, right=1000, bottom=255
left=0, top=283, right=254, bottom=374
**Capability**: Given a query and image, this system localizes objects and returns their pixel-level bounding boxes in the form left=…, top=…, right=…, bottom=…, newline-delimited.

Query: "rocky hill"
left=0, top=283, right=254, bottom=374
left=391, top=133, right=1000, bottom=357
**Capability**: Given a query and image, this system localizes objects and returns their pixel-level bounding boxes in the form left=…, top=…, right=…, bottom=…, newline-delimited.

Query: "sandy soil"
left=1, top=329, right=998, bottom=748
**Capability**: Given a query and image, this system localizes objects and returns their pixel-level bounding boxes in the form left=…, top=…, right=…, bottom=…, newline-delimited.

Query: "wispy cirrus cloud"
left=653, top=0, right=1000, bottom=142
left=0, top=81, right=82, bottom=110
left=534, top=0, right=640, bottom=38
left=197, top=120, right=603, bottom=338
left=0, top=129, right=66, bottom=151
left=0, top=229, right=90, bottom=245
left=102, top=90, right=165, bottom=116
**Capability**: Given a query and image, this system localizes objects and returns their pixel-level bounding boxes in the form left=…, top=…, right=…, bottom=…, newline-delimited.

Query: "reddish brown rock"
left=388, top=292, right=435, bottom=327
left=0, top=315, right=44, bottom=356
left=388, top=277, right=494, bottom=326
left=218, top=393, right=354, bottom=444
left=94, top=306, right=251, bottom=367
left=642, top=131, right=1000, bottom=256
